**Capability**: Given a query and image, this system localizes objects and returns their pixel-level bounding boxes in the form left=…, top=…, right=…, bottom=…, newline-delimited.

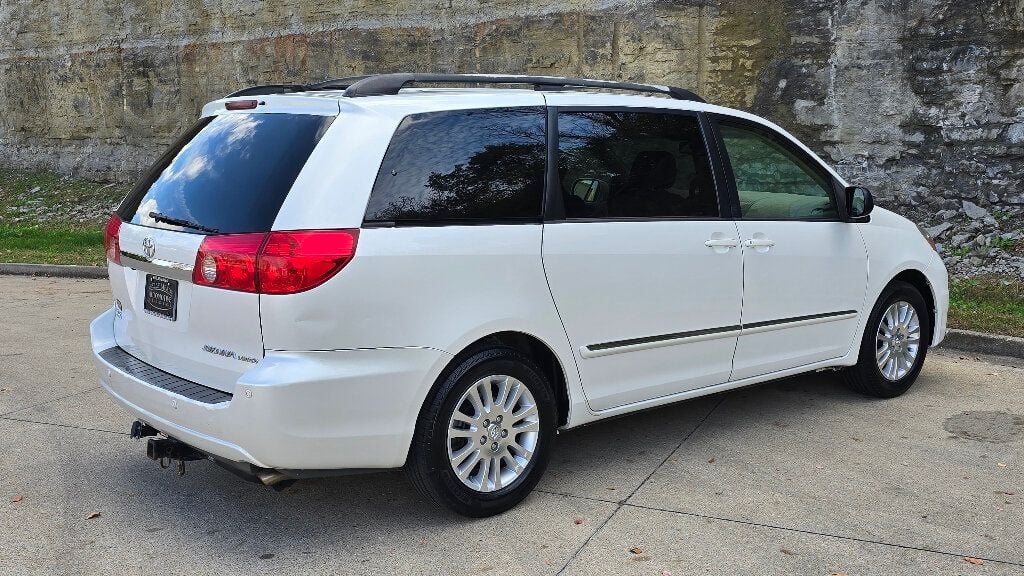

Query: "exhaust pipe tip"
left=256, top=469, right=296, bottom=492
left=255, top=469, right=290, bottom=486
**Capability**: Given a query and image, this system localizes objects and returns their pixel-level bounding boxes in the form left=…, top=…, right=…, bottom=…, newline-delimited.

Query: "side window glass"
left=365, top=108, right=546, bottom=223
left=557, top=111, right=718, bottom=219
left=718, top=122, right=837, bottom=220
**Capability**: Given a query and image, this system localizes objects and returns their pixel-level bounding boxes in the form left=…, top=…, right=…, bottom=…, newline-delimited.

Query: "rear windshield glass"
left=118, top=113, right=334, bottom=234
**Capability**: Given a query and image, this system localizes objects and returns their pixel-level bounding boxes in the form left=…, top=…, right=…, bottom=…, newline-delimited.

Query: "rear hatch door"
left=110, top=98, right=338, bottom=392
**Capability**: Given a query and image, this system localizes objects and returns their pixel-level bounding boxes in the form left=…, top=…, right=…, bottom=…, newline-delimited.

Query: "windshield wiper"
left=149, top=212, right=219, bottom=234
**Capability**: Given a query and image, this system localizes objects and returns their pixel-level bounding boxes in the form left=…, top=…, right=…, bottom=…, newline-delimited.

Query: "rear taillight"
left=192, top=233, right=265, bottom=292
left=192, top=229, right=359, bottom=295
left=258, top=230, right=360, bottom=294
left=103, top=215, right=122, bottom=265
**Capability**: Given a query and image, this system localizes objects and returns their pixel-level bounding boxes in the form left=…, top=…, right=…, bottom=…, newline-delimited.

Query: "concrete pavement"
left=0, top=276, right=1021, bottom=575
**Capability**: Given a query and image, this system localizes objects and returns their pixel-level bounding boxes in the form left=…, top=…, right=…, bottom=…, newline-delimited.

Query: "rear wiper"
left=149, top=212, right=219, bottom=234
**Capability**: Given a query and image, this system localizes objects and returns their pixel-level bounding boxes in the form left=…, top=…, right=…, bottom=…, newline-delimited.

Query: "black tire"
left=844, top=281, right=931, bottom=398
left=406, top=347, right=557, bottom=517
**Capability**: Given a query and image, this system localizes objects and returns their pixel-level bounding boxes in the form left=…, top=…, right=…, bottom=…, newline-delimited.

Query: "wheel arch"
left=421, top=331, right=572, bottom=428
left=886, top=268, right=937, bottom=337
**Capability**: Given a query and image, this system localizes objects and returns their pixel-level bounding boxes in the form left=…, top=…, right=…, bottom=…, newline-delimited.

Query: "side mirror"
left=845, top=186, right=873, bottom=222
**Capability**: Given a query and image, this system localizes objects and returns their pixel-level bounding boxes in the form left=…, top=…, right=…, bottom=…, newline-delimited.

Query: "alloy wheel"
left=875, top=300, right=921, bottom=381
left=447, top=375, right=540, bottom=493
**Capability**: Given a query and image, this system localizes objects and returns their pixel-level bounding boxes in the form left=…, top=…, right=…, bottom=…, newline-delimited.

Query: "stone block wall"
left=1, top=0, right=1022, bottom=274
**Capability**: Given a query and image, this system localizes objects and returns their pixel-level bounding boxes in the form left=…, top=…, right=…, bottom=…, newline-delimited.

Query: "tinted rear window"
left=118, top=113, right=334, bottom=234
left=364, top=107, right=546, bottom=224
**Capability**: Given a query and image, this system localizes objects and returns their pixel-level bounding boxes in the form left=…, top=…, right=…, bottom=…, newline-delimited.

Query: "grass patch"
left=0, top=225, right=106, bottom=266
left=949, top=276, right=1024, bottom=338
left=0, top=169, right=125, bottom=266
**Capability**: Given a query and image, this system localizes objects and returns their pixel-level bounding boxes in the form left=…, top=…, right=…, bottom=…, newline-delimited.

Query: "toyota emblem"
left=142, top=237, right=156, bottom=259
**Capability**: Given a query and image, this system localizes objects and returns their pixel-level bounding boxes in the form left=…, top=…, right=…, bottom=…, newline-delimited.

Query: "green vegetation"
left=0, top=225, right=106, bottom=265
left=0, top=169, right=126, bottom=266
left=951, top=245, right=972, bottom=258
left=949, top=276, right=1024, bottom=338
left=991, top=236, right=1017, bottom=252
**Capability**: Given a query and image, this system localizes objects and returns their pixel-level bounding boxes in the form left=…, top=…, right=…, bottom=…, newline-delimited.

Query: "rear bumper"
left=91, top=308, right=451, bottom=470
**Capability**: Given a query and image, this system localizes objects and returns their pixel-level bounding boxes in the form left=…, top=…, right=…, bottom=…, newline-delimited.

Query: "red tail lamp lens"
left=191, top=230, right=358, bottom=294
left=104, top=215, right=122, bottom=265
left=192, top=233, right=265, bottom=293
left=258, top=230, right=360, bottom=295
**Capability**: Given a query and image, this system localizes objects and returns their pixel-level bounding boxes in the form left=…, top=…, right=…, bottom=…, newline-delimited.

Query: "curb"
left=0, top=262, right=108, bottom=279
left=940, top=329, right=1024, bottom=360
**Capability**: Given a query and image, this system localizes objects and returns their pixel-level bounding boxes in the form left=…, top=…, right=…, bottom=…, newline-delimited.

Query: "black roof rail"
left=224, top=73, right=706, bottom=103
left=306, top=75, right=374, bottom=91
left=341, top=73, right=706, bottom=102
left=224, top=76, right=373, bottom=98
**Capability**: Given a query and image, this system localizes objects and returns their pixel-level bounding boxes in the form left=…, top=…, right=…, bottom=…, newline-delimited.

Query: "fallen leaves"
left=573, top=518, right=584, bottom=525
left=780, top=548, right=797, bottom=556
left=11, top=495, right=23, bottom=503
left=964, top=557, right=985, bottom=566
left=86, top=511, right=101, bottom=520
left=707, top=457, right=716, bottom=464
left=629, top=546, right=644, bottom=555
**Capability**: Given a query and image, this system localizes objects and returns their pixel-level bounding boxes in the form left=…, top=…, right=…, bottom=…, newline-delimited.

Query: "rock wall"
left=1, top=0, right=1022, bottom=275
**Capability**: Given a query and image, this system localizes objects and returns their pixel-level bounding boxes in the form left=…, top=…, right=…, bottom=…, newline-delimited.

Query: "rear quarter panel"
left=258, top=225, right=588, bottom=424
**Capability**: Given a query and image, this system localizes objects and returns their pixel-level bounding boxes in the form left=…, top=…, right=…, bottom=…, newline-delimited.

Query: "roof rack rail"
left=305, top=75, right=374, bottom=91
left=341, top=73, right=705, bottom=102
left=223, top=73, right=706, bottom=103
left=224, top=76, right=373, bottom=99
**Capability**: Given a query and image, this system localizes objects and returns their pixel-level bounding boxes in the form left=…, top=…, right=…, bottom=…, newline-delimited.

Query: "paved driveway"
left=1, top=275, right=1021, bottom=575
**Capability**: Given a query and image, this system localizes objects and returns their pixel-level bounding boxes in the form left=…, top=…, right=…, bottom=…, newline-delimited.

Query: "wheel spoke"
left=494, top=376, right=511, bottom=409
left=448, top=426, right=478, bottom=439
left=512, top=419, right=540, bottom=434
left=481, top=379, right=494, bottom=412
left=502, top=452, right=524, bottom=475
left=876, top=345, right=891, bottom=365
left=491, top=457, right=503, bottom=490
left=512, top=402, right=538, bottom=421
left=456, top=449, right=481, bottom=478
left=451, top=443, right=477, bottom=466
left=508, top=439, right=534, bottom=459
left=504, top=381, right=523, bottom=412
left=466, top=386, right=485, bottom=419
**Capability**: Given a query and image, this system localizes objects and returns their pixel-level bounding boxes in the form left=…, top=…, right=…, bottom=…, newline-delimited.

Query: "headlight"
left=915, top=223, right=938, bottom=252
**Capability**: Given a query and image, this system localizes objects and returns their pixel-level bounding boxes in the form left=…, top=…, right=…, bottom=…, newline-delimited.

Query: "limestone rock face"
left=1, top=0, right=1021, bottom=275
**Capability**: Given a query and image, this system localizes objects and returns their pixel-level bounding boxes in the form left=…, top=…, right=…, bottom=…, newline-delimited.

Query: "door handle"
left=704, top=238, right=739, bottom=248
left=742, top=238, right=775, bottom=247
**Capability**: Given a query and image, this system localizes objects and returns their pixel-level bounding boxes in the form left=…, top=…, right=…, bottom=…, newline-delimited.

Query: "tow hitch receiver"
left=134, top=419, right=206, bottom=475
left=146, top=437, right=205, bottom=462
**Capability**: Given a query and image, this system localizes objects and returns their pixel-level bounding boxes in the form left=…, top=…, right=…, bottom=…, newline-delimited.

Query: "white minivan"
left=91, top=73, right=948, bottom=516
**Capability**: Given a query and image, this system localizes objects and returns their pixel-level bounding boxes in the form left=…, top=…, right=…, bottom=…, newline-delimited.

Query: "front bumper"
left=91, top=308, right=451, bottom=470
